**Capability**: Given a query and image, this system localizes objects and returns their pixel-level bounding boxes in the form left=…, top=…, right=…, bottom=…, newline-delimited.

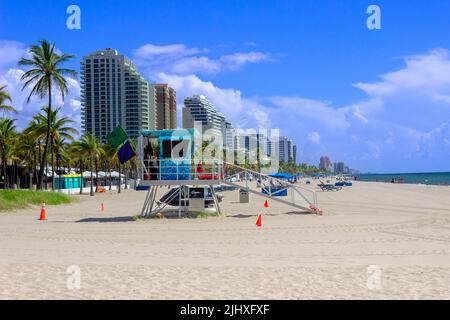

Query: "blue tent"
left=269, top=172, right=294, bottom=180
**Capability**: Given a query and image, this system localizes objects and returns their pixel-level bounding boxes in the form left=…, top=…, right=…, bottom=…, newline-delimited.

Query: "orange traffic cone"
left=256, top=214, right=262, bottom=227
left=39, top=202, right=47, bottom=221
left=264, top=200, right=269, bottom=208
left=100, top=202, right=105, bottom=212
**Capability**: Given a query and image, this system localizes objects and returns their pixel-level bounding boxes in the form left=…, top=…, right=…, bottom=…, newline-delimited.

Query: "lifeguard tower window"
left=162, top=139, right=190, bottom=159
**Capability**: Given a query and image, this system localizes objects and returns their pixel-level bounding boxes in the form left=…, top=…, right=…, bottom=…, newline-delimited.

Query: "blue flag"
left=117, top=140, right=136, bottom=164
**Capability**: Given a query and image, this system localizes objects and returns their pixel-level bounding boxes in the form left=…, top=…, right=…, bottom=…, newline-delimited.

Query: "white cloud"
left=0, top=40, right=27, bottom=70
left=134, top=43, right=273, bottom=75
left=155, top=72, right=271, bottom=129
left=134, top=43, right=202, bottom=58
left=171, top=56, right=221, bottom=75
left=307, top=132, right=321, bottom=144
left=220, top=52, right=273, bottom=71
left=268, top=96, right=352, bottom=130
left=354, top=49, right=450, bottom=98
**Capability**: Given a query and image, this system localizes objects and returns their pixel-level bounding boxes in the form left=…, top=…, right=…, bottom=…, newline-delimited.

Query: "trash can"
left=239, top=189, right=249, bottom=203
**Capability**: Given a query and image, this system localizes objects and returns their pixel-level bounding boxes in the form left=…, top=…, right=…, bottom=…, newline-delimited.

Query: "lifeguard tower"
left=138, top=129, right=321, bottom=217
left=138, top=129, right=224, bottom=217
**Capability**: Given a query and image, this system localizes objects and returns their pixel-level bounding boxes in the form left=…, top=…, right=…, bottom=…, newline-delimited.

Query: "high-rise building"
left=81, top=48, right=156, bottom=140
left=293, top=145, right=297, bottom=163
left=154, top=84, right=177, bottom=130
left=183, top=95, right=227, bottom=141
left=278, top=136, right=296, bottom=163
left=224, top=121, right=240, bottom=152
left=319, top=156, right=333, bottom=171
left=236, top=132, right=269, bottom=163
left=333, top=162, right=345, bottom=174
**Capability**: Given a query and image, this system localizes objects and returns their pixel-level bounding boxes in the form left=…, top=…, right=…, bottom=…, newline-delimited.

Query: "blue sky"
left=1, top=0, right=450, bottom=173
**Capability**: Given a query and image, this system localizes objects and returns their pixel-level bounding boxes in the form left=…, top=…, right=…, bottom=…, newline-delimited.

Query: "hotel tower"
left=81, top=48, right=156, bottom=141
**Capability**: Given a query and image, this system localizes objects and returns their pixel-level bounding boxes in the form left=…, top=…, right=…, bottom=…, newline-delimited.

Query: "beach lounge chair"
left=318, top=181, right=342, bottom=192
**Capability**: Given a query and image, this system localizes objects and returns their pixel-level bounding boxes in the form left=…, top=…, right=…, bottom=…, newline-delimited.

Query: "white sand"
left=1, top=181, right=450, bottom=299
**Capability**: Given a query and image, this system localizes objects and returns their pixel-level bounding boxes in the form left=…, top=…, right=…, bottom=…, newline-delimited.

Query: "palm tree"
left=19, top=39, right=76, bottom=190
left=24, top=117, right=47, bottom=186
left=0, top=84, right=16, bottom=116
left=128, top=139, right=139, bottom=189
left=16, top=132, right=37, bottom=189
left=0, top=118, right=17, bottom=189
left=34, top=106, right=78, bottom=190
left=75, top=133, right=103, bottom=196
left=101, top=144, right=118, bottom=191
left=69, top=141, right=85, bottom=195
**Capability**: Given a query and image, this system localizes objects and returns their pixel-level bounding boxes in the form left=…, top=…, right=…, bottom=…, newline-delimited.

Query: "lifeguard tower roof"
left=141, top=128, right=200, bottom=138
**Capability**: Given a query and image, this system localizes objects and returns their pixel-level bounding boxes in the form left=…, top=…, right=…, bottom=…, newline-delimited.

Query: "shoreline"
left=354, top=180, right=450, bottom=187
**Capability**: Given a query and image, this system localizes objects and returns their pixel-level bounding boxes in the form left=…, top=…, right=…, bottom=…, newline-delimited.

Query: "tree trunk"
left=95, top=158, right=98, bottom=193
left=79, top=160, right=83, bottom=195
left=28, top=163, right=32, bottom=190
left=118, top=162, right=121, bottom=194
left=37, top=80, right=52, bottom=190
left=109, top=165, right=112, bottom=191
left=36, top=141, right=40, bottom=187
left=134, top=166, right=137, bottom=190
left=124, top=168, right=128, bottom=190
left=2, top=160, right=6, bottom=190
left=90, top=157, right=94, bottom=196
left=13, top=161, right=17, bottom=189
left=51, top=135, right=55, bottom=191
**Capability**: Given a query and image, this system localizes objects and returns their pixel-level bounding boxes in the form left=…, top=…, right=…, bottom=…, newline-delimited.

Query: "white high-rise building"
left=81, top=48, right=156, bottom=140
left=183, top=95, right=227, bottom=143
left=225, top=121, right=240, bottom=152
left=278, top=136, right=296, bottom=163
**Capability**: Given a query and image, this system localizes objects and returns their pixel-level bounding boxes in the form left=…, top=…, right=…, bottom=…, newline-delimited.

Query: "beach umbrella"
left=82, top=171, right=92, bottom=178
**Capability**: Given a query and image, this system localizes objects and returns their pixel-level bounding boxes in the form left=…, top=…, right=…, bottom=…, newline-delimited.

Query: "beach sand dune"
left=1, top=181, right=450, bottom=299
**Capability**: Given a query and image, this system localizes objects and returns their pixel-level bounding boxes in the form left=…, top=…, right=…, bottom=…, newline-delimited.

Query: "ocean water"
left=355, top=172, right=450, bottom=186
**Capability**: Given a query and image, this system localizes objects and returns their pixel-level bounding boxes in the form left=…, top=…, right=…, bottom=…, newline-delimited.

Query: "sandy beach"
left=1, top=181, right=450, bottom=299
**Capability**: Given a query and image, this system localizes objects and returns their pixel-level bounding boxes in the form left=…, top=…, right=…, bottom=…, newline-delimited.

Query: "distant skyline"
left=1, top=0, right=450, bottom=173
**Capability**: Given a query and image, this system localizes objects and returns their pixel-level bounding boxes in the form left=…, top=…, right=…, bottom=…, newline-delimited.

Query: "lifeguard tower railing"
left=139, top=160, right=319, bottom=214
left=139, top=159, right=224, bottom=186
left=221, top=162, right=319, bottom=213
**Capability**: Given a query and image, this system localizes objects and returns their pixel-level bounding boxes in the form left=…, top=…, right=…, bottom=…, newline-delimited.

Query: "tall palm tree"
left=75, top=133, right=103, bottom=196
left=69, top=141, right=85, bottom=195
left=19, top=39, right=76, bottom=190
left=16, top=132, right=37, bottom=189
left=24, top=117, right=46, bottom=186
left=34, top=106, right=78, bottom=190
left=101, top=143, right=117, bottom=191
left=128, top=138, right=139, bottom=189
left=0, top=118, right=17, bottom=189
left=0, top=84, right=16, bottom=116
